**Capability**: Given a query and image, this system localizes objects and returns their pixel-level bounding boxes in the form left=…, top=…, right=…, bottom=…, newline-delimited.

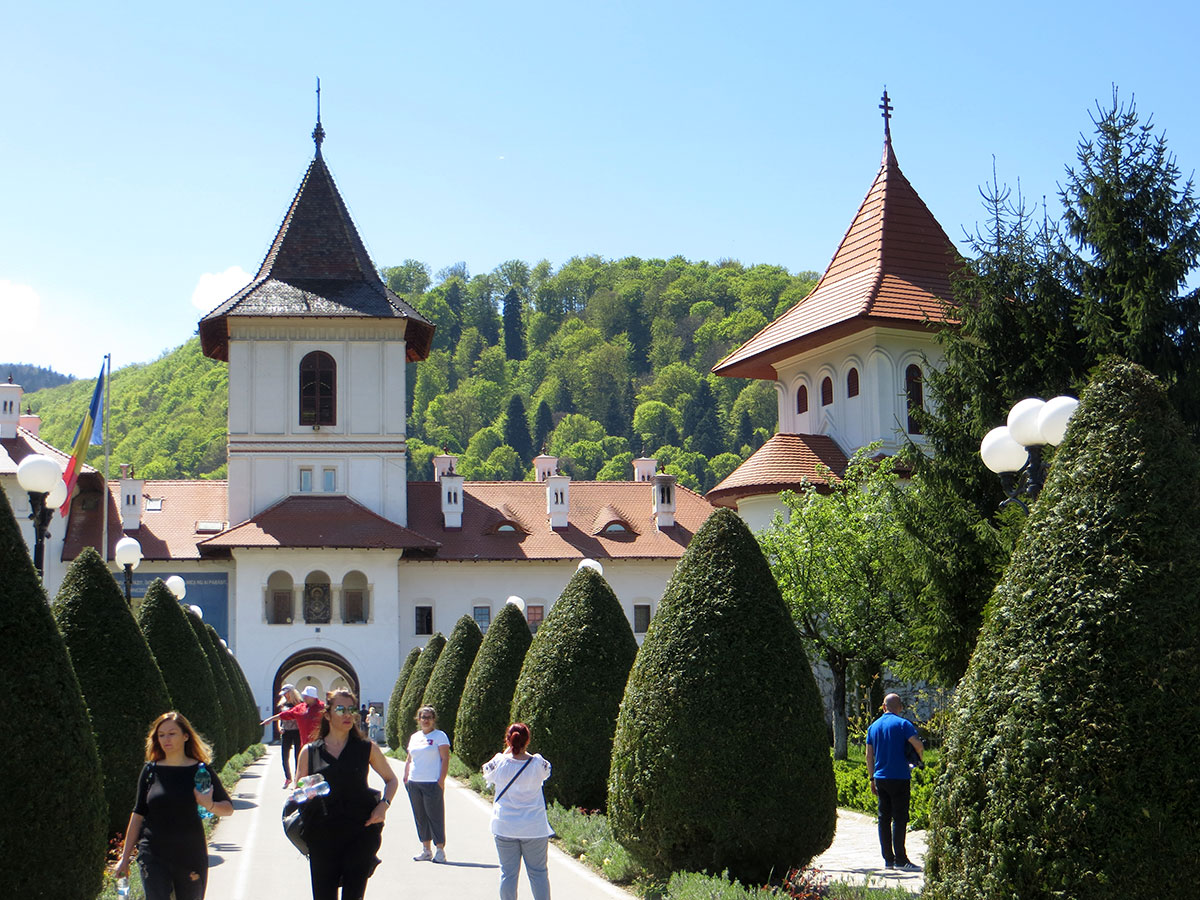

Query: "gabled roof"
left=713, top=139, right=959, bottom=380
left=706, top=433, right=848, bottom=509
left=198, top=146, right=434, bottom=363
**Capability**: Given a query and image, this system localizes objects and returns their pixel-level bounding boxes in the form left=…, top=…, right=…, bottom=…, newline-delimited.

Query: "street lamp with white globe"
left=114, top=536, right=143, bottom=604
left=979, top=395, right=1079, bottom=513
left=165, top=575, right=187, bottom=601
left=16, top=453, right=65, bottom=580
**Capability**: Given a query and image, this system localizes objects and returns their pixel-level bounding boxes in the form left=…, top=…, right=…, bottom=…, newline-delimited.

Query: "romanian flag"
left=61, top=362, right=106, bottom=516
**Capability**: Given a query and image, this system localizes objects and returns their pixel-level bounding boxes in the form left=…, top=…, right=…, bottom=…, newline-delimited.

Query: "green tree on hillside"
left=502, top=287, right=526, bottom=361
left=503, top=394, right=534, bottom=464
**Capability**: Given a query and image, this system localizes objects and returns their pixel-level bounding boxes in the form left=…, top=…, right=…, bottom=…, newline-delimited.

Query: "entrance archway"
left=273, top=648, right=360, bottom=711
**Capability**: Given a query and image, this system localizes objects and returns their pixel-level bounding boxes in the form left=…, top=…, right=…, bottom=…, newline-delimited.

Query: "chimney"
left=440, top=472, right=464, bottom=529
left=632, top=456, right=657, bottom=482
left=0, top=381, right=21, bottom=439
left=119, top=463, right=145, bottom=531
left=652, top=473, right=676, bottom=529
left=546, top=473, right=570, bottom=529
left=433, top=451, right=458, bottom=481
left=533, top=454, right=558, bottom=482
left=18, top=406, right=41, bottom=437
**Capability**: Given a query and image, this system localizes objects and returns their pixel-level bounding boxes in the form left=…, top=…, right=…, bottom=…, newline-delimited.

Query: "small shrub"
left=455, top=602, right=532, bottom=769
left=422, top=615, right=483, bottom=746
left=396, top=633, right=445, bottom=747
left=545, top=803, right=643, bottom=884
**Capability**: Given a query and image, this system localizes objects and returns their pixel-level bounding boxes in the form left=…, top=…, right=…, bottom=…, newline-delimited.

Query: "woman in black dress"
left=296, top=689, right=399, bottom=900
left=114, top=711, right=234, bottom=900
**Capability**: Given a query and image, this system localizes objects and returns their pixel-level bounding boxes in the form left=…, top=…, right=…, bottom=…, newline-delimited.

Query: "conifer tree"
left=184, top=608, right=231, bottom=766
left=225, top=650, right=263, bottom=744
left=533, top=400, right=554, bottom=455
left=53, top=547, right=173, bottom=834
left=212, top=632, right=256, bottom=748
left=138, top=580, right=227, bottom=764
left=421, top=615, right=483, bottom=746
left=683, top=377, right=723, bottom=458
left=397, top=633, right=446, bottom=747
left=0, top=489, right=106, bottom=898
left=502, top=287, right=526, bottom=360
left=386, top=647, right=421, bottom=749
left=926, top=359, right=1200, bottom=899
left=609, top=508, right=835, bottom=884
left=510, top=568, right=638, bottom=808
left=503, top=394, right=534, bottom=464
left=455, top=601, right=533, bottom=769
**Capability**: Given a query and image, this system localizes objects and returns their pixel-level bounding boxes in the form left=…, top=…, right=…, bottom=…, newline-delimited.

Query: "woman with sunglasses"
left=296, top=689, right=398, bottom=900
left=482, top=722, right=553, bottom=900
left=403, top=705, right=451, bottom=863
left=114, top=711, right=234, bottom=900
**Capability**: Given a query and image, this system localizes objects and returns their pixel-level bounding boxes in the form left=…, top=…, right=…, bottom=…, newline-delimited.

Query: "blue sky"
left=3, top=1, right=1198, bottom=377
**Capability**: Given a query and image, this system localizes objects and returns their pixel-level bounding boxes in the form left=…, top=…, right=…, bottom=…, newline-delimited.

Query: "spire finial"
left=312, top=77, right=325, bottom=157
left=879, top=88, right=893, bottom=144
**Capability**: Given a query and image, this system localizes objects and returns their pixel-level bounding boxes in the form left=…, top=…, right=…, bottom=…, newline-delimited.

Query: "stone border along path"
left=203, top=745, right=923, bottom=897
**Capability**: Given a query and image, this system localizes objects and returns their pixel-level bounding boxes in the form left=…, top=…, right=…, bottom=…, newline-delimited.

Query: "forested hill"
left=24, top=255, right=817, bottom=490
left=2, top=363, right=74, bottom=393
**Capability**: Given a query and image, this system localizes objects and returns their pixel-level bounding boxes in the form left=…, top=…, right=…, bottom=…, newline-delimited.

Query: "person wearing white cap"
left=262, top=685, right=326, bottom=749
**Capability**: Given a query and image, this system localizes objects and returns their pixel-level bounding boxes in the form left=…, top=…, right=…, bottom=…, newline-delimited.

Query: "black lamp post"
left=16, top=454, right=65, bottom=580
left=980, top=396, right=1079, bottom=513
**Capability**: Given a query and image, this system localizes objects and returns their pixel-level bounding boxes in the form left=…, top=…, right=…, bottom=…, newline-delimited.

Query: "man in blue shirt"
left=865, top=693, right=923, bottom=871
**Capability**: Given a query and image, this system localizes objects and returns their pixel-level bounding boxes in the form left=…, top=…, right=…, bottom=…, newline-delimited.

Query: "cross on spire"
left=880, top=88, right=893, bottom=144
left=312, top=77, right=326, bottom=157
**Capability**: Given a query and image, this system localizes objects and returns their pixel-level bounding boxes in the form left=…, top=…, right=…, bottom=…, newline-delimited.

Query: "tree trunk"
left=830, top=656, right=848, bottom=760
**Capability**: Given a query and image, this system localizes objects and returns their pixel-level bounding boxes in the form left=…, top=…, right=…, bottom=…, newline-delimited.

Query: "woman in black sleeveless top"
left=297, top=689, right=399, bottom=900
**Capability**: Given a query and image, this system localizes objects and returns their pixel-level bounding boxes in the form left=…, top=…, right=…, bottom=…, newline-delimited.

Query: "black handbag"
left=282, top=745, right=325, bottom=856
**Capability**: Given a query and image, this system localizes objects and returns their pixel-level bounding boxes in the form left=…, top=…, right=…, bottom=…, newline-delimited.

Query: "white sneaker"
left=413, top=847, right=432, bottom=861
left=432, top=848, right=446, bottom=864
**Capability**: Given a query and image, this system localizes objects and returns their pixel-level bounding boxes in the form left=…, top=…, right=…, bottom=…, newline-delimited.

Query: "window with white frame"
left=415, top=605, right=433, bottom=635
left=473, top=605, right=491, bottom=633
left=323, top=467, right=336, bottom=492
left=527, top=605, right=545, bottom=634
left=633, top=604, right=652, bottom=634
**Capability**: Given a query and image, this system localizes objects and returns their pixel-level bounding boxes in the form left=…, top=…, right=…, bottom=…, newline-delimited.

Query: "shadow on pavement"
left=430, top=860, right=500, bottom=870
left=232, top=798, right=258, bottom=810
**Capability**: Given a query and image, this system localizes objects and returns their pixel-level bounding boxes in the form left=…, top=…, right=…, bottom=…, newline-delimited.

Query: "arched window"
left=304, top=571, right=332, bottom=624
left=300, top=352, right=336, bottom=426
left=796, top=385, right=808, bottom=414
left=906, top=364, right=924, bottom=434
left=847, top=367, right=860, bottom=398
left=341, top=570, right=369, bottom=624
left=266, top=571, right=294, bottom=624
left=821, top=377, right=833, bottom=407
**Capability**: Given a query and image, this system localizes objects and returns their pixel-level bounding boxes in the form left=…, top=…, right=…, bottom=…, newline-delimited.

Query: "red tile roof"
left=706, top=434, right=847, bottom=509
left=713, top=140, right=959, bottom=380
left=198, top=151, right=434, bottom=363
left=1, top=427, right=96, bottom=473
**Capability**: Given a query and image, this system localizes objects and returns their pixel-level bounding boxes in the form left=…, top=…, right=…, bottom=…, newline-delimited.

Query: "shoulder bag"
left=282, top=744, right=325, bottom=856
left=494, top=757, right=533, bottom=803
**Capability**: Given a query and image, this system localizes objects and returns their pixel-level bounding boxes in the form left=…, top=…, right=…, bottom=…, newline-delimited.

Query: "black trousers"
left=282, top=728, right=302, bottom=781
left=307, top=823, right=382, bottom=900
left=138, top=847, right=207, bottom=900
left=875, top=778, right=912, bottom=865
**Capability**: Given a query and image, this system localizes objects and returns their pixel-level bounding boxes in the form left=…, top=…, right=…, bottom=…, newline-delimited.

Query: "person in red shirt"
left=262, top=685, right=326, bottom=747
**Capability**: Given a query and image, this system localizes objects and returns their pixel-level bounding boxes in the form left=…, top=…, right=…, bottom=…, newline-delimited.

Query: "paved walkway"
left=205, top=745, right=923, bottom=897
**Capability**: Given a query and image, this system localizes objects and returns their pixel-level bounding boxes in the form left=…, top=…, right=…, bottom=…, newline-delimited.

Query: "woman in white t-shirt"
left=404, top=705, right=451, bottom=863
left=482, top=722, right=553, bottom=900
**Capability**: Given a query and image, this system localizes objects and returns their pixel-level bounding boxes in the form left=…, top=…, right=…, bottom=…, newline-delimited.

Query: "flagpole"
left=102, top=353, right=111, bottom=561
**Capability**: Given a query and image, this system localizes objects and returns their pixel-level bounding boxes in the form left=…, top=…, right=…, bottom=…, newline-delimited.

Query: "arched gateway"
left=273, top=647, right=360, bottom=703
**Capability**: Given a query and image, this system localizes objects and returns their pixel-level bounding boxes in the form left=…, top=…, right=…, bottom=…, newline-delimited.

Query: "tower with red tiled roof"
left=709, top=94, right=959, bottom=529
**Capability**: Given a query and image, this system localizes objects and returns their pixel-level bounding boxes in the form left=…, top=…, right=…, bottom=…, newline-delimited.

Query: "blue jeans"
left=495, top=835, right=550, bottom=900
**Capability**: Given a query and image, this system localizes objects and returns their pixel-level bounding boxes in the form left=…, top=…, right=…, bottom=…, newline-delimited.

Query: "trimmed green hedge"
left=397, top=633, right=445, bottom=748
left=422, top=614, right=482, bottom=746
left=209, top=625, right=257, bottom=749
left=0, top=489, right=106, bottom=898
left=386, top=647, right=421, bottom=749
left=511, top=567, right=638, bottom=809
left=608, top=507, right=836, bottom=884
left=927, top=359, right=1200, bottom=899
left=183, top=608, right=230, bottom=767
left=53, top=547, right=172, bottom=835
left=455, top=601, right=533, bottom=769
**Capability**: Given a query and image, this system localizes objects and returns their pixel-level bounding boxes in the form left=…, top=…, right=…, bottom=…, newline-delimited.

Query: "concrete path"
left=206, top=745, right=923, bottom=897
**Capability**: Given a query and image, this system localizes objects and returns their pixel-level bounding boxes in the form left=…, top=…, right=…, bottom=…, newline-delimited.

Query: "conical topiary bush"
left=455, top=601, right=533, bottom=769
left=53, top=546, right=173, bottom=835
left=226, top=648, right=263, bottom=745
left=386, top=647, right=421, bottom=749
left=183, top=608, right=230, bottom=767
left=926, top=359, right=1200, bottom=900
left=422, top=615, right=483, bottom=746
left=138, top=579, right=226, bottom=764
left=397, top=633, right=445, bottom=748
left=511, top=567, right=638, bottom=809
left=608, top=507, right=835, bottom=884
left=0, top=489, right=107, bottom=898
left=209, top=625, right=254, bottom=749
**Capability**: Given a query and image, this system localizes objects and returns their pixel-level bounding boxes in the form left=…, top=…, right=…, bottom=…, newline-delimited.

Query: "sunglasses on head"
left=332, top=705, right=357, bottom=715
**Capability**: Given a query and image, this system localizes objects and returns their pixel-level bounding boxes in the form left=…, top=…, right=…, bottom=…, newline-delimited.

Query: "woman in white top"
left=482, top=722, right=553, bottom=900
left=404, top=705, right=451, bottom=863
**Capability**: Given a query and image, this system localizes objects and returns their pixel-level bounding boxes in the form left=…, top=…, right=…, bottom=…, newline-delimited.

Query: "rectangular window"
left=323, top=468, right=336, bottom=492
left=527, top=605, right=545, bottom=634
left=299, top=468, right=313, bottom=492
left=270, top=591, right=293, bottom=624
left=344, top=590, right=367, bottom=624
left=634, top=604, right=651, bottom=634
left=473, top=605, right=491, bottom=633
left=415, top=606, right=433, bottom=635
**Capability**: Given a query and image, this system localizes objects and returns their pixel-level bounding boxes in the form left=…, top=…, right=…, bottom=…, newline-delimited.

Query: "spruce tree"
left=397, top=633, right=446, bottom=748
left=510, top=568, right=638, bottom=809
left=53, top=547, right=173, bottom=835
left=184, top=608, right=231, bottom=766
left=608, top=508, right=835, bottom=884
left=455, top=602, right=533, bottom=769
left=0, top=490, right=106, bottom=898
left=533, top=399, right=554, bottom=455
left=386, top=647, right=421, bottom=749
left=421, top=615, right=483, bottom=746
left=503, top=394, right=534, bottom=464
left=683, top=377, right=723, bottom=458
left=502, top=287, right=526, bottom=360
left=926, top=359, right=1200, bottom=900
left=138, top=580, right=227, bottom=764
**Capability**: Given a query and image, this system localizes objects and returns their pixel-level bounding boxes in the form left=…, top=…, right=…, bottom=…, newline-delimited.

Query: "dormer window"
left=300, top=351, right=336, bottom=426
left=604, top=522, right=628, bottom=533
left=497, top=524, right=518, bottom=533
